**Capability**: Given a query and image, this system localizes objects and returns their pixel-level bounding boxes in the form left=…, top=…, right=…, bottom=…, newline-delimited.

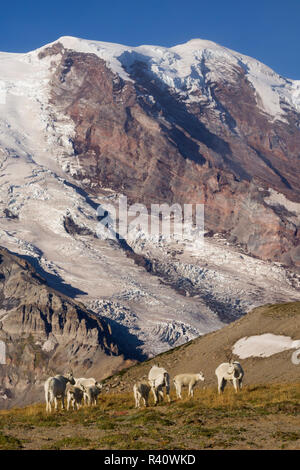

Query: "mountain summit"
left=0, top=37, right=300, bottom=390
left=14, top=35, right=299, bottom=267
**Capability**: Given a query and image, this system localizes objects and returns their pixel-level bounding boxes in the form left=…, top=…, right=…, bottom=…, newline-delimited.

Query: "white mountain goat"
left=133, top=382, right=151, bottom=408
left=215, top=361, right=244, bottom=394
left=80, top=382, right=103, bottom=405
left=148, top=365, right=171, bottom=404
left=66, top=385, right=84, bottom=410
left=173, top=372, right=205, bottom=399
left=75, top=377, right=96, bottom=388
left=75, top=378, right=97, bottom=404
left=44, top=372, right=75, bottom=412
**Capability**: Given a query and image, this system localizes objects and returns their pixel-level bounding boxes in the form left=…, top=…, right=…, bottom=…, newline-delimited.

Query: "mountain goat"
left=75, top=378, right=97, bottom=404
left=133, top=382, right=151, bottom=408
left=215, top=361, right=244, bottom=394
left=75, top=377, right=96, bottom=388
left=148, top=365, right=171, bottom=405
left=173, top=372, right=205, bottom=399
left=44, top=372, right=75, bottom=412
left=66, top=385, right=84, bottom=410
left=80, top=382, right=103, bottom=406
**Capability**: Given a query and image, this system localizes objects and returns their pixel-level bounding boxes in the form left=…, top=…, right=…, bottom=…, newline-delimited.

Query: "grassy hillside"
left=103, top=301, right=300, bottom=392
left=0, top=383, right=299, bottom=450
left=0, top=301, right=299, bottom=450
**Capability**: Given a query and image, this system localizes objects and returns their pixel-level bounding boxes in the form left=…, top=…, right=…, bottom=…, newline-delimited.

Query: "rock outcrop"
left=41, top=39, right=300, bottom=268
left=0, top=247, right=129, bottom=408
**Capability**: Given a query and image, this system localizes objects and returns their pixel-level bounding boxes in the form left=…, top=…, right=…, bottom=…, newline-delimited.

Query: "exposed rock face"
left=0, top=38, right=300, bottom=401
left=0, top=247, right=128, bottom=408
left=43, top=40, right=300, bottom=268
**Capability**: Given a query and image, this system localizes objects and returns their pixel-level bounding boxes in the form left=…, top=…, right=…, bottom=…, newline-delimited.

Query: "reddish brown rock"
left=46, top=45, right=300, bottom=268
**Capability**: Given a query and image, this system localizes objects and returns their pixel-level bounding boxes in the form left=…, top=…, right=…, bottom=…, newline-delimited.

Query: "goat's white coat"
left=133, top=382, right=151, bottom=408
left=148, top=365, right=171, bottom=404
left=81, top=382, right=103, bottom=405
left=215, top=362, right=244, bottom=394
left=44, top=373, right=75, bottom=412
left=75, top=378, right=97, bottom=404
left=75, top=377, right=96, bottom=387
left=66, top=385, right=84, bottom=410
left=173, top=372, right=205, bottom=399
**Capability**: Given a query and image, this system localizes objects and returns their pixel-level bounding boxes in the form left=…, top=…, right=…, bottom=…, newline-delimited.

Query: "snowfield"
left=232, top=334, right=300, bottom=359
left=0, top=37, right=300, bottom=357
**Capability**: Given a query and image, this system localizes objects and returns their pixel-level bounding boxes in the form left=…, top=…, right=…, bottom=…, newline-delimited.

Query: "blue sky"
left=1, top=0, right=299, bottom=79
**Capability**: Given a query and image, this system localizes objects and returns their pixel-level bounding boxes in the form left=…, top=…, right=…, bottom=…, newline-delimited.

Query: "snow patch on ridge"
left=233, top=334, right=300, bottom=359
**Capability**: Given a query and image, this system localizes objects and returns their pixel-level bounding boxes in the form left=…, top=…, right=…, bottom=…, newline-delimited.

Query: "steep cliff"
left=0, top=247, right=129, bottom=408
left=41, top=37, right=300, bottom=268
left=0, top=36, right=299, bottom=371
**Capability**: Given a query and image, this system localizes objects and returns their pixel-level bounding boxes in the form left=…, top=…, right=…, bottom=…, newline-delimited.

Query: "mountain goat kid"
left=80, top=382, right=103, bottom=406
left=75, top=377, right=96, bottom=405
left=66, top=385, right=84, bottom=410
left=133, top=382, right=151, bottom=408
left=173, top=372, right=205, bottom=399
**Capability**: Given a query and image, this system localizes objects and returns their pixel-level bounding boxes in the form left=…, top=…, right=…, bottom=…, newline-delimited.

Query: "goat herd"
left=44, top=361, right=244, bottom=413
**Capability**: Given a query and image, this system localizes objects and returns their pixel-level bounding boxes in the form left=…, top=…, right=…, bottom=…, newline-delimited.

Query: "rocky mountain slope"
left=0, top=247, right=129, bottom=409
left=0, top=36, right=299, bottom=370
left=104, top=301, right=300, bottom=392
left=44, top=37, right=300, bottom=267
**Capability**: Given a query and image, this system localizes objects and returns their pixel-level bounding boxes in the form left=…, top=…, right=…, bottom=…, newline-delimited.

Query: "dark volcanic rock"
left=63, top=215, right=94, bottom=236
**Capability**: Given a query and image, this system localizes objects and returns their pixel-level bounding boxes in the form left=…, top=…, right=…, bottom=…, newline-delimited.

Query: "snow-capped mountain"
left=0, top=36, right=300, bottom=364
left=45, top=36, right=300, bottom=118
